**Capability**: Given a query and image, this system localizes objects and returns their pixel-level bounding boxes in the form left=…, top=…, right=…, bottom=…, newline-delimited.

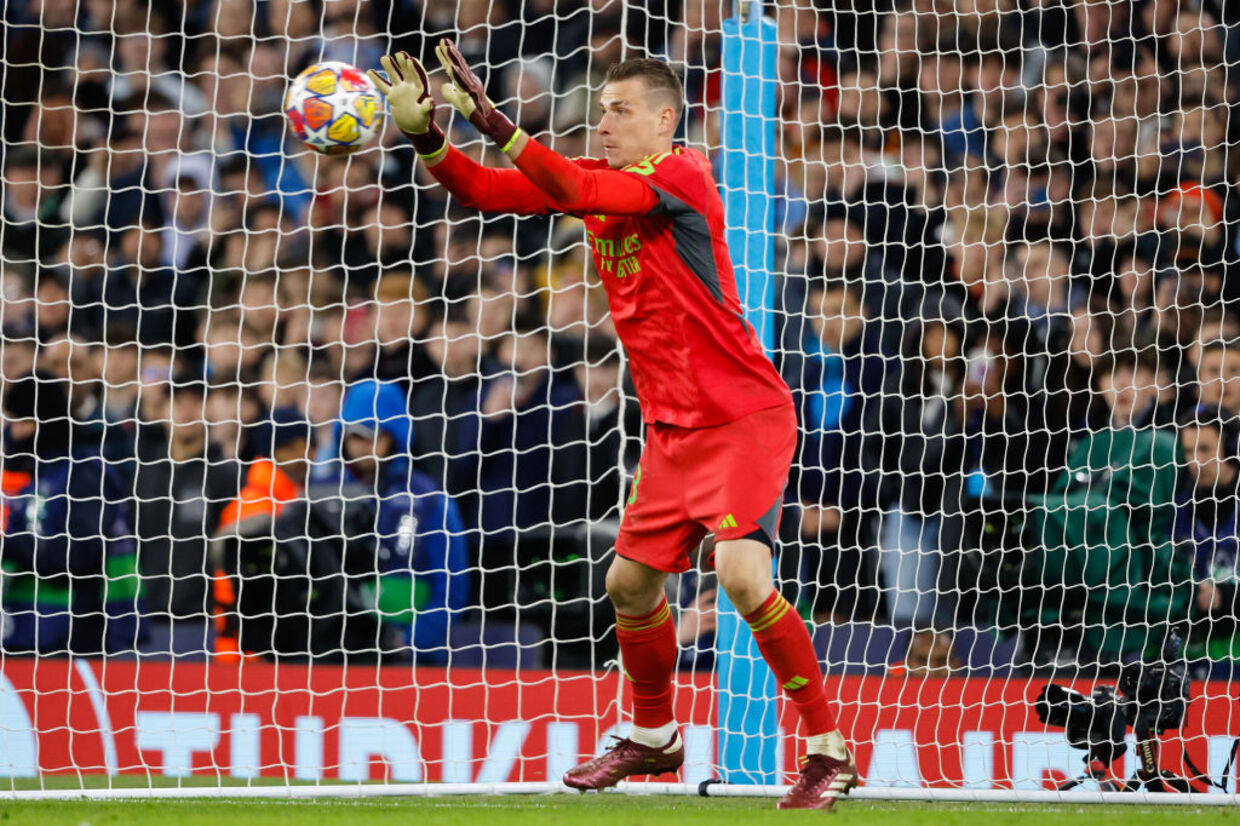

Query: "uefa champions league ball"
left=284, top=61, right=383, bottom=155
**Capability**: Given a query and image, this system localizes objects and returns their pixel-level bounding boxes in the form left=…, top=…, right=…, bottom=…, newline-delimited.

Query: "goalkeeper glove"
left=434, top=38, right=521, bottom=152
left=366, top=51, right=447, bottom=160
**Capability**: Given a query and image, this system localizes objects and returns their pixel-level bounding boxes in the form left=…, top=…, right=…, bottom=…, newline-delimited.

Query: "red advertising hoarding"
left=1, top=658, right=1236, bottom=791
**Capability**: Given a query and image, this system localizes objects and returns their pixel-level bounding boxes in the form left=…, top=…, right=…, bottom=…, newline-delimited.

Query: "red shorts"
left=614, top=402, right=796, bottom=573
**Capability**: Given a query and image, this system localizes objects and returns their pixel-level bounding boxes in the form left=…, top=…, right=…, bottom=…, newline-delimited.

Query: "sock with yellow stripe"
left=743, top=590, right=836, bottom=736
left=616, top=597, right=677, bottom=729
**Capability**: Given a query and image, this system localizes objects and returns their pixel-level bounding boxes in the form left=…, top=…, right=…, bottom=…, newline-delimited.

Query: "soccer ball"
left=284, top=61, right=383, bottom=155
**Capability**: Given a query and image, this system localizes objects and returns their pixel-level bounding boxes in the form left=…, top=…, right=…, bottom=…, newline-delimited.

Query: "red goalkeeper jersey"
left=573, top=147, right=790, bottom=427
left=428, top=142, right=792, bottom=428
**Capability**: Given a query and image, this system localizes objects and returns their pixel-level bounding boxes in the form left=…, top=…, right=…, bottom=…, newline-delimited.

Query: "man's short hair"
left=1101, top=347, right=1159, bottom=379
left=1201, top=337, right=1240, bottom=362
left=1179, top=405, right=1240, bottom=459
left=604, top=58, right=684, bottom=120
left=578, top=334, right=621, bottom=368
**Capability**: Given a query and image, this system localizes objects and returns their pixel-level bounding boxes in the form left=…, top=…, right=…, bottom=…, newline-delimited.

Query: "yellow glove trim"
left=418, top=139, right=449, bottom=162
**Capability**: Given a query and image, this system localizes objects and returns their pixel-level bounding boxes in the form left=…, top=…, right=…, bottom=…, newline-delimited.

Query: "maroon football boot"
left=562, top=731, right=684, bottom=790
left=777, top=752, right=860, bottom=810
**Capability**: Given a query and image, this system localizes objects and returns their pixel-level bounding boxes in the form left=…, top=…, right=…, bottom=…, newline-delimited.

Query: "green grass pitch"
left=0, top=797, right=1236, bottom=826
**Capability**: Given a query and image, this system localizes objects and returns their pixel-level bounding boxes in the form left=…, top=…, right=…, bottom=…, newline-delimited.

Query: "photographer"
left=1174, top=408, right=1240, bottom=663
left=210, top=407, right=311, bottom=661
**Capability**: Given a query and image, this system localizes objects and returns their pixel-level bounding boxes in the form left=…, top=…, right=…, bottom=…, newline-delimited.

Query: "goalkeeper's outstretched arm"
left=507, top=136, right=658, bottom=216
left=433, top=39, right=658, bottom=216
left=369, top=47, right=659, bottom=217
left=424, top=144, right=560, bottom=215
left=429, top=133, right=657, bottom=216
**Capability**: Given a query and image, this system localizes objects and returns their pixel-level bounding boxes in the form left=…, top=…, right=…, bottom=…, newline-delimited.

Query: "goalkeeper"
left=369, top=45, right=856, bottom=810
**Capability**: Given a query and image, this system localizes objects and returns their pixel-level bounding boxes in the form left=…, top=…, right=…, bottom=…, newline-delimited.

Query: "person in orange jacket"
left=211, top=407, right=311, bottom=661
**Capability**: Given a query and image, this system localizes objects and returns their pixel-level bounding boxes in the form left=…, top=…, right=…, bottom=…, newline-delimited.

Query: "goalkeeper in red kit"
left=368, top=44, right=858, bottom=809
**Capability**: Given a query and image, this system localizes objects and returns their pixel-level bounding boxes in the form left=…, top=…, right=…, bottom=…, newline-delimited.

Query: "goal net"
left=1, top=0, right=1239, bottom=801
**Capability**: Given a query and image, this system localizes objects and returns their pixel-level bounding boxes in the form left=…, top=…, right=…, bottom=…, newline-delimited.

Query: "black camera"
left=1117, top=638, right=1190, bottom=741
left=1034, top=683, right=1129, bottom=766
left=1034, top=632, right=1191, bottom=791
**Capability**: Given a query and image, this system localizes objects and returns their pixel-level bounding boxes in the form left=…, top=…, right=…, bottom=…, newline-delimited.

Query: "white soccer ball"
left=284, top=61, right=383, bottom=155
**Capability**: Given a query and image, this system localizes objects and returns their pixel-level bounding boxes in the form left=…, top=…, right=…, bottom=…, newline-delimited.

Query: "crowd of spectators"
left=1, top=0, right=1239, bottom=675
left=768, top=0, right=1240, bottom=674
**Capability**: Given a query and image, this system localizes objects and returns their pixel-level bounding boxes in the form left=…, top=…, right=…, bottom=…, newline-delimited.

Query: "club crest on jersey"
left=586, top=229, right=642, bottom=278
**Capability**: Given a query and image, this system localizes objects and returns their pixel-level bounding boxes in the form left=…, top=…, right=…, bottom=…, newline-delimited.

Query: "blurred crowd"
left=1, top=0, right=1239, bottom=675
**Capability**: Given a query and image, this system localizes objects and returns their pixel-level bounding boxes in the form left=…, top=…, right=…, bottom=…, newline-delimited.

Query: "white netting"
left=1, top=0, right=1239, bottom=799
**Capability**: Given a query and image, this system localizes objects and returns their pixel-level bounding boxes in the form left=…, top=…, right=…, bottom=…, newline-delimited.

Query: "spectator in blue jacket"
left=1, top=375, right=143, bottom=655
left=330, top=379, right=470, bottom=663
left=1175, top=407, right=1240, bottom=660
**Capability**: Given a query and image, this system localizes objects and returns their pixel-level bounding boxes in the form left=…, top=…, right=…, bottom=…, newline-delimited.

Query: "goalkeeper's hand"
left=367, top=52, right=447, bottom=159
left=434, top=38, right=521, bottom=152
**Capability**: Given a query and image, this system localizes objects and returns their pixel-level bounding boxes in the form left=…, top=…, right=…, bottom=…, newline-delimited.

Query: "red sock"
left=616, top=597, right=677, bottom=728
left=744, top=591, right=836, bottom=736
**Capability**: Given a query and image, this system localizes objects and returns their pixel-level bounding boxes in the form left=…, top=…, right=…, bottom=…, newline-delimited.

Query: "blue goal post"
left=715, top=0, right=781, bottom=785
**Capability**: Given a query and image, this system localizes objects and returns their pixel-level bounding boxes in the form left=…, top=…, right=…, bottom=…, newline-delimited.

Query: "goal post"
left=716, top=0, right=781, bottom=785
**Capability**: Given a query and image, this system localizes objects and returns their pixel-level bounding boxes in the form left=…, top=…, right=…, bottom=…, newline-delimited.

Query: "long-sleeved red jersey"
left=428, top=141, right=792, bottom=428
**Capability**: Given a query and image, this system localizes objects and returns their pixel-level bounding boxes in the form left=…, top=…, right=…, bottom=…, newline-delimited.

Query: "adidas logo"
left=717, top=513, right=738, bottom=530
